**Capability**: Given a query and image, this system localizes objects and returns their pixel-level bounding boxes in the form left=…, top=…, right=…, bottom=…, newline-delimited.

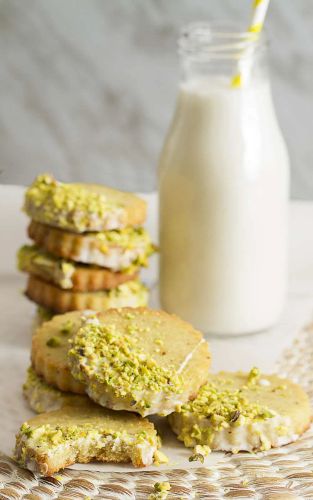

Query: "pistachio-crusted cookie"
left=168, top=369, right=312, bottom=453
left=28, top=220, right=154, bottom=271
left=18, top=245, right=138, bottom=291
left=15, top=406, right=159, bottom=474
left=26, top=275, right=148, bottom=313
left=24, top=173, right=147, bottom=233
left=32, top=311, right=90, bottom=393
left=68, top=307, right=211, bottom=417
left=23, top=367, right=89, bottom=413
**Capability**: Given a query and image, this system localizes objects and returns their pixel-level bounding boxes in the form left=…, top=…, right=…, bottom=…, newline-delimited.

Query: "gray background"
left=0, top=0, right=312, bottom=198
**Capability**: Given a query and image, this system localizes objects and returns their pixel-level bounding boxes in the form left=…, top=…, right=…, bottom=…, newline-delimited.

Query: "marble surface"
left=0, top=0, right=312, bottom=198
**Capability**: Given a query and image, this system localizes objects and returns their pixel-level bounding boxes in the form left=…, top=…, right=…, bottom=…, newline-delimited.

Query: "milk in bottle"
left=159, top=24, right=290, bottom=335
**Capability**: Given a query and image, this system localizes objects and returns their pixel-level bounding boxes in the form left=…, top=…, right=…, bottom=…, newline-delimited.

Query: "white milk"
left=159, top=78, right=289, bottom=335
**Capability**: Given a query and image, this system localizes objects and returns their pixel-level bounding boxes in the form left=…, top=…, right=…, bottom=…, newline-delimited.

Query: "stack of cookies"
left=16, top=307, right=211, bottom=474
left=14, top=307, right=311, bottom=475
left=18, top=174, right=155, bottom=319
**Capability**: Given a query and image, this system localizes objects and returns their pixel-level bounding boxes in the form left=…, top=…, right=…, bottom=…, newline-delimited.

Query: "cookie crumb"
left=46, top=336, right=62, bottom=347
left=148, top=481, right=171, bottom=499
left=154, top=450, right=169, bottom=465
left=189, top=444, right=211, bottom=463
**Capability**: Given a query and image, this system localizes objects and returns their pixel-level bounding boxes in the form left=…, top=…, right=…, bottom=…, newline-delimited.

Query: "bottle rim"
left=179, top=21, right=267, bottom=61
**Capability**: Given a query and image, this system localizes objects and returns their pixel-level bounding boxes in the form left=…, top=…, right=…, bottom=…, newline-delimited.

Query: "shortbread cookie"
left=23, top=367, right=89, bottom=413
left=68, top=307, right=211, bottom=417
left=18, top=245, right=138, bottom=291
left=28, top=220, right=154, bottom=271
left=24, top=173, right=147, bottom=232
left=15, top=406, right=159, bottom=474
left=32, top=310, right=90, bottom=393
left=26, top=275, right=148, bottom=313
left=168, top=369, right=312, bottom=453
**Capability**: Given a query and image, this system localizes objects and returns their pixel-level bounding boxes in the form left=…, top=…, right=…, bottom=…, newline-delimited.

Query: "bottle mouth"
left=179, top=22, right=267, bottom=61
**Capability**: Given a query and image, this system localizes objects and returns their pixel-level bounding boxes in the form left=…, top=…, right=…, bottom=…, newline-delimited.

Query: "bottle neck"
left=179, top=22, right=268, bottom=87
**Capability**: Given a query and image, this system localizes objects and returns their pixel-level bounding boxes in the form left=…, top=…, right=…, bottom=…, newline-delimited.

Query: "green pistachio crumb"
left=178, top=375, right=274, bottom=448
left=247, top=367, right=260, bottom=386
left=60, top=320, right=73, bottom=335
left=189, top=453, right=204, bottom=463
left=68, top=321, right=184, bottom=400
left=23, top=173, right=123, bottom=232
left=20, top=423, right=33, bottom=438
left=46, top=336, right=62, bottom=348
left=154, top=450, right=169, bottom=465
left=149, top=482, right=171, bottom=500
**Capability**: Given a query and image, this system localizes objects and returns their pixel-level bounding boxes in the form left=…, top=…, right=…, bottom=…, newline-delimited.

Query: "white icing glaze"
left=173, top=412, right=298, bottom=452
left=177, top=338, right=205, bottom=374
left=73, top=242, right=147, bottom=271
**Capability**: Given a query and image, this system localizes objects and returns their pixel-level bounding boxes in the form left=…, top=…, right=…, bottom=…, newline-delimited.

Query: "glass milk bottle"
left=159, top=23, right=290, bottom=335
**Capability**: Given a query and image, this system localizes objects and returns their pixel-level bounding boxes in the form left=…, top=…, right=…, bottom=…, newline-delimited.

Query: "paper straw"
left=231, top=0, right=270, bottom=88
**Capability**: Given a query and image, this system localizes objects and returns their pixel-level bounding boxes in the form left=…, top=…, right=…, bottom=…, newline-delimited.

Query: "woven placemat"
left=1, top=323, right=313, bottom=500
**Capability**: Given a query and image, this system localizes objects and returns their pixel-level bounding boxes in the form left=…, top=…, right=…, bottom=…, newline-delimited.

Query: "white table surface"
left=0, top=185, right=312, bottom=375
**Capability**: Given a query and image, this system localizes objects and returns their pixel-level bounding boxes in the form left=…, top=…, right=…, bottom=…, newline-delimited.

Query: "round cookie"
left=18, top=245, right=138, bottom=291
left=26, top=275, right=148, bottom=313
left=27, top=220, right=154, bottom=271
left=68, top=307, right=211, bottom=417
left=31, top=310, right=90, bottom=394
left=23, top=367, right=89, bottom=413
left=168, top=369, right=312, bottom=453
left=24, top=173, right=147, bottom=233
left=15, top=405, right=159, bottom=475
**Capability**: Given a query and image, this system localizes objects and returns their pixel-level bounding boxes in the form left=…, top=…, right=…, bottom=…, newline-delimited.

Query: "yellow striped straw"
left=231, top=0, right=270, bottom=88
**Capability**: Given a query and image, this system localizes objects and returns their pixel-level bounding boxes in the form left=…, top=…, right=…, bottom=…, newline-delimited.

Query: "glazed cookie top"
left=23, top=174, right=147, bottom=232
left=176, top=369, right=311, bottom=435
left=68, top=307, right=211, bottom=415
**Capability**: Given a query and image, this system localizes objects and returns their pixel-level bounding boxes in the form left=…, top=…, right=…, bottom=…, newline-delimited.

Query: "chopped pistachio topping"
left=60, top=320, right=74, bottom=335
left=17, top=244, right=75, bottom=289
left=247, top=367, right=260, bottom=386
left=189, top=444, right=211, bottom=463
left=69, top=322, right=184, bottom=404
left=106, top=280, right=147, bottom=302
left=148, top=482, right=171, bottom=500
left=189, top=452, right=204, bottom=463
left=170, top=370, right=308, bottom=452
left=180, top=373, right=274, bottom=430
left=23, top=366, right=65, bottom=397
left=23, top=366, right=86, bottom=412
left=23, top=174, right=123, bottom=232
left=23, top=367, right=57, bottom=395
left=153, top=450, right=169, bottom=465
left=96, top=226, right=154, bottom=253
left=19, top=422, right=152, bottom=449
left=46, top=336, right=62, bottom=348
